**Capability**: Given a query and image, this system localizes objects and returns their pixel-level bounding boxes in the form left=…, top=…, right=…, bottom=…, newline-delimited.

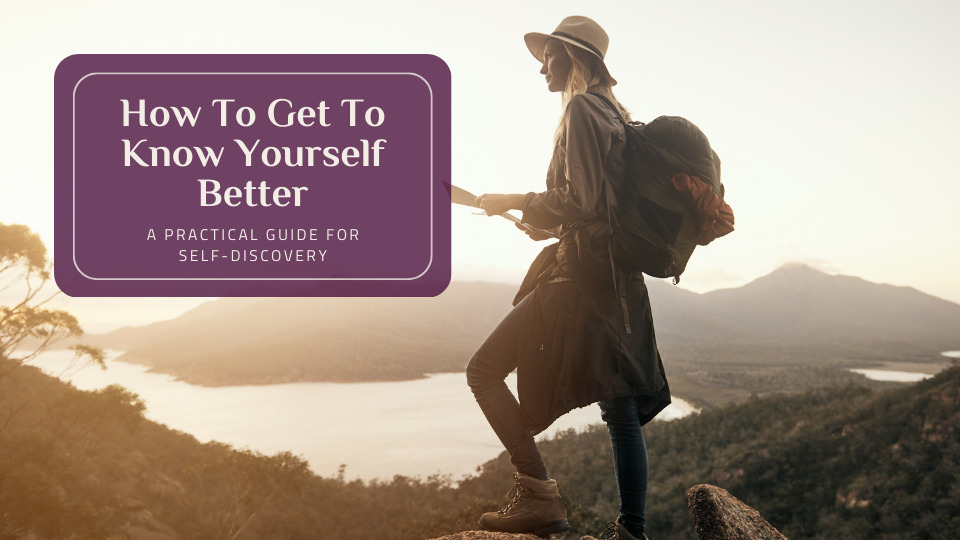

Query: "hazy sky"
left=1, top=0, right=958, bottom=332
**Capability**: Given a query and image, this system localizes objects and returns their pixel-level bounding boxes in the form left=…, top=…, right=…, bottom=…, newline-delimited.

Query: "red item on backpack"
left=670, top=173, right=735, bottom=246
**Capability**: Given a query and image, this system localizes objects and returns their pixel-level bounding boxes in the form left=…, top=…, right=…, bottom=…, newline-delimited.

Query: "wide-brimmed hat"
left=524, top=15, right=617, bottom=86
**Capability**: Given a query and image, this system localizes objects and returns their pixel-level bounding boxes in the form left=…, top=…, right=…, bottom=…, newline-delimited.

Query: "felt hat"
left=524, top=15, right=617, bottom=86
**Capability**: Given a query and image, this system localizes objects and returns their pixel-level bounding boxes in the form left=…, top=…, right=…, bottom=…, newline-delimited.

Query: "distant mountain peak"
left=776, top=261, right=817, bottom=270
left=772, top=262, right=828, bottom=275
left=730, top=262, right=830, bottom=292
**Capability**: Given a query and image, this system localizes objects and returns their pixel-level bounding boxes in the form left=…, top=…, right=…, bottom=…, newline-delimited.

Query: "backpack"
left=591, top=94, right=734, bottom=283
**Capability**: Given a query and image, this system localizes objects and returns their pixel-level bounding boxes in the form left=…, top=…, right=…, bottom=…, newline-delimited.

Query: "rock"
left=687, top=484, right=787, bottom=540
left=427, top=531, right=550, bottom=540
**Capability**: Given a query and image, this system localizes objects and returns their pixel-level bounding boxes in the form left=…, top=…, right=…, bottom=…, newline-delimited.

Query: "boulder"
left=427, top=531, right=547, bottom=540
left=687, top=484, right=787, bottom=540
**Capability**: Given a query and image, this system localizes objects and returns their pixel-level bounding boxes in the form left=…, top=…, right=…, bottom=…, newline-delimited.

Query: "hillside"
left=3, top=353, right=957, bottom=539
left=0, top=360, right=498, bottom=539
left=454, top=362, right=960, bottom=539
left=87, top=265, right=960, bottom=404
left=95, top=281, right=517, bottom=385
left=659, top=263, right=960, bottom=359
left=650, top=264, right=960, bottom=405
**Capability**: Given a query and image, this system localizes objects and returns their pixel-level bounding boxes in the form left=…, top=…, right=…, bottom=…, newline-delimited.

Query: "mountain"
left=645, top=263, right=960, bottom=357
left=647, top=265, right=960, bottom=401
left=687, top=263, right=960, bottom=356
left=95, top=281, right=517, bottom=385
left=89, top=265, right=960, bottom=399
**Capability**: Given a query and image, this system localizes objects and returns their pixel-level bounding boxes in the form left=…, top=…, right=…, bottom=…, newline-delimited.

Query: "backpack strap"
left=607, top=236, right=633, bottom=336
left=589, top=93, right=626, bottom=125
left=589, top=93, right=634, bottom=336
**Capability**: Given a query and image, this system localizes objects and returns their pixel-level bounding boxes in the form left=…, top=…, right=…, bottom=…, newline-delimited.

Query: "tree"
left=186, top=448, right=311, bottom=540
left=0, top=224, right=113, bottom=537
left=0, top=222, right=104, bottom=377
left=0, top=222, right=105, bottom=441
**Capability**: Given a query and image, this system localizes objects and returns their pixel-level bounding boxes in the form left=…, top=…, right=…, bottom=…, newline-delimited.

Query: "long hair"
left=554, top=41, right=631, bottom=145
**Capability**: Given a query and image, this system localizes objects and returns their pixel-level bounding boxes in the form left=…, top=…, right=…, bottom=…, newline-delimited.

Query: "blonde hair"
left=553, top=41, right=631, bottom=145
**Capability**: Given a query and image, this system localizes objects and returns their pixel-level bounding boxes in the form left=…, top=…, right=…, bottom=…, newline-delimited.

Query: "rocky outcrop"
left=430, top=483, right=788, bottom=540
left=687, top=484, right=787, bottom=540
left=428, top=532, right=544, bottom=540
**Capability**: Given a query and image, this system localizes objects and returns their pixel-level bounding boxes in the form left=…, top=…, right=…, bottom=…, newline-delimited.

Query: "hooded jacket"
left=514, top=92, right=671, bottom=435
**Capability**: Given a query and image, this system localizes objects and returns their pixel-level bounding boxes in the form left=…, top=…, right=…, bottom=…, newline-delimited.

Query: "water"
left=849, top=369, right=932, bottom=382
left=849, top=353, right=958, bottom=382
left=31, top=350, right=697, bottom=482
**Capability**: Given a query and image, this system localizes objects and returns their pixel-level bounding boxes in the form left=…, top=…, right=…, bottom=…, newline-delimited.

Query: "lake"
left=849, top=369, right=933, bottom=382
left=847, top=352, right=958, bottom=382
left=31, top=350, right=698, bottom=482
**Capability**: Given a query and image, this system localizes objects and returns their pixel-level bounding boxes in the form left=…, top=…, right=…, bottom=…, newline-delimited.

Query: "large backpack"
left=592, top=94, right=734, bottom=283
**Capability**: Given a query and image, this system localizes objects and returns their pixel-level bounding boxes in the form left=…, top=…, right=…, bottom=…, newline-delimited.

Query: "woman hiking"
left=466, top=15, right=671, bottom=540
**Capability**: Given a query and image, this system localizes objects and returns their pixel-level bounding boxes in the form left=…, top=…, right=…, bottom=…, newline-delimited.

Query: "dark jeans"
left=466, top=294, right=549, bottom=480
left=599, top=396, right=649, bottom=537
left=466, top=294, right=650, bottom=538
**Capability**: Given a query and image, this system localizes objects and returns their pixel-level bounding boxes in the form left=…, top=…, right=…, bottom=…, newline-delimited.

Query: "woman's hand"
left=515, top=222, right=554, bottom=241
left=476, top=193, right=525, bottom=216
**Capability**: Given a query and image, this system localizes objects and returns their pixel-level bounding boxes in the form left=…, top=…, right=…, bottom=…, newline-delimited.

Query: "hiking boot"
left=580, top=518, right=648, bottom=540
left=478, top=472, right=570, bottom=536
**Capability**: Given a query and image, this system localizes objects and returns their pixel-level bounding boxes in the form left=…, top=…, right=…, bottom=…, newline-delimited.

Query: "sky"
left=1, top=0, right=959, bottom=332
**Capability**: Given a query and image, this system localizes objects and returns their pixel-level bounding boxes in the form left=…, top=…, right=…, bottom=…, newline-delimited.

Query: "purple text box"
left=55, top=55, right=450, bottom=296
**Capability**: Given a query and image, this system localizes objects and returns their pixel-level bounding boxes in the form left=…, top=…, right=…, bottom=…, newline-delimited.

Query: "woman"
left=467, top=15, right=670, bottom=540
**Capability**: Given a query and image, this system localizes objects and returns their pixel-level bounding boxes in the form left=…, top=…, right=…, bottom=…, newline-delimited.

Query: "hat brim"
left=523, top=32, right=617, bottom=86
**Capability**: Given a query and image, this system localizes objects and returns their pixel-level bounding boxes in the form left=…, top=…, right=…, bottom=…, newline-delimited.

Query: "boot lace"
left=597, top=521, right=620, bottom=539
left=496, top=473, right=527, bottom=516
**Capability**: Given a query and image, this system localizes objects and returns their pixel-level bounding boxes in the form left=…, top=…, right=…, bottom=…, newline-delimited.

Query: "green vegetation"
left=2, top=358, right=958, bottom=539
left=665, top=363, right=899, bottom=409
left=0, top=222, right=104, bottom=371
left=476, top=365, right=960, bottom=539
left=0, top=362, right=502, bottom=539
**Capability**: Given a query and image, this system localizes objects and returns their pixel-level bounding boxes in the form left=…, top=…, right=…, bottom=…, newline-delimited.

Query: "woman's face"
left=540, top=40, right=571, bottom=93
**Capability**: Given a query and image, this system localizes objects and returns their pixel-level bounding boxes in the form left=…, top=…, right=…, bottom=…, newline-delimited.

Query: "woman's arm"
left=475, top=194, right=557, bottom=241
left=521, top=95, right=613, bottom=230
left=475, top=193, right=526, bottom=216
left=475, top=95, right=615, bottom=234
